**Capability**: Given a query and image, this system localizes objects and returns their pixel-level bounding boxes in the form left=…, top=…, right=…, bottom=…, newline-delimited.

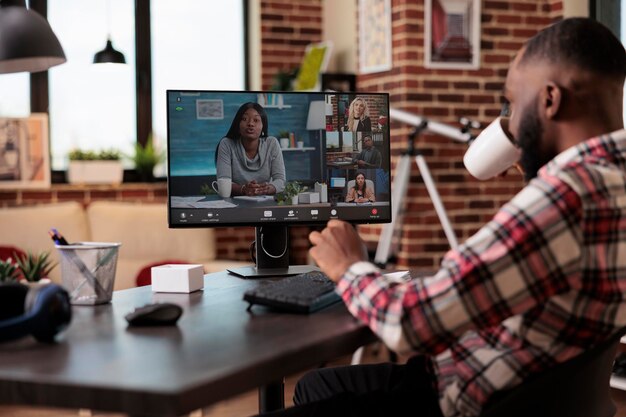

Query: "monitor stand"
left=227, top=226, right=318, bottom=278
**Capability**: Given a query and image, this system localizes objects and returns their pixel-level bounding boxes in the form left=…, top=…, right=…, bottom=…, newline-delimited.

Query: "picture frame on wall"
left=0, top=113, right=51, bottom=189
left=358, top=0, right=393, bottom=74
left=424, top=0, right=481, bottom=70
left=293, top=42, right=333, bottom=91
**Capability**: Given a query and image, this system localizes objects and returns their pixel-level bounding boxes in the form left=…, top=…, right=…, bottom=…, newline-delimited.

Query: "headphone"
left=0, top=283, right=72, bottom=343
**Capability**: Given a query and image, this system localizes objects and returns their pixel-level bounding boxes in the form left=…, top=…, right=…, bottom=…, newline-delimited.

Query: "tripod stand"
left=374, top=109, right=475, bottom=267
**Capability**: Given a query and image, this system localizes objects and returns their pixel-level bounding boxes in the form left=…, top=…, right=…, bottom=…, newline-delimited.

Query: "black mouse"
left=125, top=302, right=183, bottom=326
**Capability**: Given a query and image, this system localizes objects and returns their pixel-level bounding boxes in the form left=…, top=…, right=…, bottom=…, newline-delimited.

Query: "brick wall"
left=355, top=0, right=564, bottom=270
left=0, top=0, right=564, bottom=269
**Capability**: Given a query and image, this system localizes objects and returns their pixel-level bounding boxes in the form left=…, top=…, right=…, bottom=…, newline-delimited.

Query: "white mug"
left=463, top=117, right=521, bottom=180
left=212, top=178, right=232, bottom=198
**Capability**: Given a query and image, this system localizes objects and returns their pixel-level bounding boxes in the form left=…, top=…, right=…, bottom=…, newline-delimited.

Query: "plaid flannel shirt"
left=336, top=129, right=626, bottom=416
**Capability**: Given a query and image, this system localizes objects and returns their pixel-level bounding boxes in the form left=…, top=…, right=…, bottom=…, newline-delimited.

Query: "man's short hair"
left=520, top=18, right=626, bottom=80
left=363, top=135, right=372, bottom=141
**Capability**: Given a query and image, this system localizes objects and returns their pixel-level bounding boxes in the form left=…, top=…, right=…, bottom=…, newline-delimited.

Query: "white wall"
left=247, top=0, right=262, bottom=90
left=563, top=0, right=589, bottom=17
left=322, top=0, right=357, bottom=73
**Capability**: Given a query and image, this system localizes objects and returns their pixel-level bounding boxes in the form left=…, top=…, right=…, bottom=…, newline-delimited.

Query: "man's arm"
left=311, top=176, right=582, bottom=355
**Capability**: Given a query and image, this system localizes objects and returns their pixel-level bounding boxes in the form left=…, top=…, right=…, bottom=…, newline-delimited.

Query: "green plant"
left=14, top=251, right=56, bottom=282
left=277, top=130, right=291, bottom=139
left=200, top=183, right=216, bottom=196
left=271, top=67, right=299, bottom=91
left=0, top=258, right=20, bottom=283
left=68, top=149, right=121, bottom=161
left=129, top=135, right=165, bottom=179
left=276, top=181, right=304, bottom=205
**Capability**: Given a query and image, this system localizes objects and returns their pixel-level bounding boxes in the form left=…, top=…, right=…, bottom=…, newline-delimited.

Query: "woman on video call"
left=345, top=97, right=372, bottom=132
left=345, top=172, right=375, bottom=203
left=216, top=102, right=286, bottom=196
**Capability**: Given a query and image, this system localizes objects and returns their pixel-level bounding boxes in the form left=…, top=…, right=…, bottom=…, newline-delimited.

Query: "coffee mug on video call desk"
left=212, top=178, right=232, bottom=198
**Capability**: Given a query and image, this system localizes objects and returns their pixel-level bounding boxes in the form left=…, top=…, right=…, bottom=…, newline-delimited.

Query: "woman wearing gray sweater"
left=216, top=102, right=286, bottom=196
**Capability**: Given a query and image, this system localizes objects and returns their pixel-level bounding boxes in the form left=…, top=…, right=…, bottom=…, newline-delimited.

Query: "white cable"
left=260, top=227, right=288, bottom=259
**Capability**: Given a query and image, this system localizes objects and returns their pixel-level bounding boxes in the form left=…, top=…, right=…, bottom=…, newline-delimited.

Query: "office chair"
left=479, top=329, right=626, bottom=417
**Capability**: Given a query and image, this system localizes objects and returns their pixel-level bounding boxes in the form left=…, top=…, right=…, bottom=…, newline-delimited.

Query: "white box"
left=151, top=264, right=204, bottom=293
left=298, top=192, right=320, bottom=204
left=314, top=182, right=328, bottom=203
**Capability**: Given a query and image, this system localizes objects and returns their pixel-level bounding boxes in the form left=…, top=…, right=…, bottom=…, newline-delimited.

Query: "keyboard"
left=243, top=271, right=342, bottom=314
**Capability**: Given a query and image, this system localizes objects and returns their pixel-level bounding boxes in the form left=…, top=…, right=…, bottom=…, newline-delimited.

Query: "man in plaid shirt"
left=259, top=18, right=626, bottom=417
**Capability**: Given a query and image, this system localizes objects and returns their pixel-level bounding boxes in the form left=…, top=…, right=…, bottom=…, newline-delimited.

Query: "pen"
left=49, top=228, right=69, bottom=245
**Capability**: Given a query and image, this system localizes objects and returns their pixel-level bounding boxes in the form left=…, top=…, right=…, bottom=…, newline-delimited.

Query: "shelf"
left=281, top=147, right=315, bottom=152
left=263, top=105, right=292, bottom=109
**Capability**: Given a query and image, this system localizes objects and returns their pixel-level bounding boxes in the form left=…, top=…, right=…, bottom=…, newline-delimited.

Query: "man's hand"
left=309, top=220, right=368, bottom=282
left=357, top=160, right=366, bottom=167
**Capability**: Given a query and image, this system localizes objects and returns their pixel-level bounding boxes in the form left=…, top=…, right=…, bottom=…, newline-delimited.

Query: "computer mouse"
left=125, top=302, right=183, bottom=326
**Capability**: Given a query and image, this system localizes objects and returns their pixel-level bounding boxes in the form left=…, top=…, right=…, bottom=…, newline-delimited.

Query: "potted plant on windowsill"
left=128, top=135, right=165, bottom=182
left=67, top=149, right=123, bottom=185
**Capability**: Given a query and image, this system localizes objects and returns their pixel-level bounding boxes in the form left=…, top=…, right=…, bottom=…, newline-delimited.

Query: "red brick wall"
left=355, top=0, right=564, bottom=270
left=260, top=0, right=323, bottom=90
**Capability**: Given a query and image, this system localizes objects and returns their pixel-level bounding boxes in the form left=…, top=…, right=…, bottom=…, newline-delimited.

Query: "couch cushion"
left=86, top=201, right=216, bottom=290
left=0, top=202, right=90, bottom=283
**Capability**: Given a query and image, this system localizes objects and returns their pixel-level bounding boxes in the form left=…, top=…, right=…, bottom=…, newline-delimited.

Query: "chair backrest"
left=480, top=330, right=625, bottom=417
left=346, top=179, right=375, bottom=195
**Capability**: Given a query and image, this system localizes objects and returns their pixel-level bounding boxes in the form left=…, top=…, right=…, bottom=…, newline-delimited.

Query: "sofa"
left=0, top=201, right=251, bottom=290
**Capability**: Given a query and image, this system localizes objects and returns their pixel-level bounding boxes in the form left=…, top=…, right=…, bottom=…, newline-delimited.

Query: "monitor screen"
left=167, top=90, right=391, bottom=228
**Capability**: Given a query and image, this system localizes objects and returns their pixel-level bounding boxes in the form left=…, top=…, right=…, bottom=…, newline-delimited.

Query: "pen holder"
left=56, top=242, right=121, bottom=305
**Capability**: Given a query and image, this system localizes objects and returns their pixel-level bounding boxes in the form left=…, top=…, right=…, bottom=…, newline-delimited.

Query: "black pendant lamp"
left=93, top=0, right=125, bottom=65
left=93, top=39, right=126, bottom=64
left=0, top=0, right=66, bottom=74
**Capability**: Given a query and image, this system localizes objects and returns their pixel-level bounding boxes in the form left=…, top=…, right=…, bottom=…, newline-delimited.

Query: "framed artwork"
left=424, top=0, right=481, bottom=69
left=358, top=0, right=393, bottom=74
left=0, top=113, right=50, bottom=189
left=294, top=42, right=333, bottom=91
left=196, top=99, right=224, bottom=120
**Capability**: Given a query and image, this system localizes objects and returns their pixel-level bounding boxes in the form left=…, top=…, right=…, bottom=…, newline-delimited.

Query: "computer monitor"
left=167, top=90, right=391, bottom=277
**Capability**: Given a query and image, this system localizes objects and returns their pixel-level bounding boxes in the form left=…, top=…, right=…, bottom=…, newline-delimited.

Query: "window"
left=150, top=0, right=246, bottom=152
left=48, top=0, right=136, bottom=169
left=15, top=1, right=247, bottom=174
left=0, top=73, right=30, bottom=118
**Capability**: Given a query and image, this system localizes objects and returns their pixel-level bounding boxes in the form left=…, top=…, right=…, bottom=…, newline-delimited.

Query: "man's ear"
left=541, top=81, right=562, bottom=120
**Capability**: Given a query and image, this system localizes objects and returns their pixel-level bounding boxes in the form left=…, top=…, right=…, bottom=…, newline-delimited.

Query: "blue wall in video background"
left=168, top=91, right=325, bottom=179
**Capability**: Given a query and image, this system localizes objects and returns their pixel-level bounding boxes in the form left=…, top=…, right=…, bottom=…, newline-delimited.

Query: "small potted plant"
left=67, top=148, right=123, bottom=185
left=14, top=251, right=56, bottom=284
left=129, top=135, right=165, bottom=182
left=277, top=130, right=291, bottom=149
left=276, top=181, right=303, bottom=205
left=0, top=258, right=20, bottom=284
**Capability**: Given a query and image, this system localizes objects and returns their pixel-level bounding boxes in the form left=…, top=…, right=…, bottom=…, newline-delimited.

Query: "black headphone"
left=0, top=283, right=72, bottom=343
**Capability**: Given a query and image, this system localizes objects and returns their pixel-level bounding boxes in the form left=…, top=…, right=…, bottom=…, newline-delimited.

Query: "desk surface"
left=0, top=272, right=375, bottom=416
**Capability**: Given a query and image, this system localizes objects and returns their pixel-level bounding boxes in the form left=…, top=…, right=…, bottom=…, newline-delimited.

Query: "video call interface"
left=167, top=90, right=391, bottom=226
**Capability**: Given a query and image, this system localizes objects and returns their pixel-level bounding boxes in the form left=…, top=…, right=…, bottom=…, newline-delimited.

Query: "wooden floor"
left=3, top=346, right=626, bottom=417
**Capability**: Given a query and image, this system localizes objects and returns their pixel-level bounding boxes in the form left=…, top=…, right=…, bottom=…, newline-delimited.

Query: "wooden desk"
left=0, top=272, right=375, bottom=416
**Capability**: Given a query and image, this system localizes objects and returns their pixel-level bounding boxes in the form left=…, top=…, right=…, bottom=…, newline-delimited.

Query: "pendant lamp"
left=0, top=0, right=66, bottom=74
left=93, top=0, right=125, bottom=64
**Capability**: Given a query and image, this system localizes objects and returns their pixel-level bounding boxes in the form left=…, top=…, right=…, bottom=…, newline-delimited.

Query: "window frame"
left=29, top=0, right=249, bottom=178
